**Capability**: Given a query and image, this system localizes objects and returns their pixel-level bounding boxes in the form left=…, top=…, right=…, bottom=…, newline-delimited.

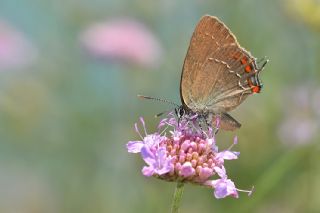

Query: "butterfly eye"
left=175, top=107, right=185, bottom=118
left=178, top=108, right=185, bottom=118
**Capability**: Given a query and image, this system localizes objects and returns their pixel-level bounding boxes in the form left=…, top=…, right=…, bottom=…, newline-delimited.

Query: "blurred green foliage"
left=0, top=0, right=320, bottom=212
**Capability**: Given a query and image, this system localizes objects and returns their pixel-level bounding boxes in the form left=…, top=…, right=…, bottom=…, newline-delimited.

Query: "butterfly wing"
left=180, top=15, right=236, bottom=109
left=180, top=15, right=259, bottom=113
left=203, top=45, right=259, bottom=112
left=212, top=112, right=241, bottom=131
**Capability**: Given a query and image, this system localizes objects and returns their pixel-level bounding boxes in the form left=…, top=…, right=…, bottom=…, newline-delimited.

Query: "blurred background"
left=0, top=0, right=319, bottom=212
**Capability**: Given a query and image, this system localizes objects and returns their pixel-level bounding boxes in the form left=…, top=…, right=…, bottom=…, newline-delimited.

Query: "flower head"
left=127, top=113, right=253, bottom=199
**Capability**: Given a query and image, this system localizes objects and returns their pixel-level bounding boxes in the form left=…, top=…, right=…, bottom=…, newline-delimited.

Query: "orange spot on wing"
left=252, top=86, right=261, bottom=93
left=241, top=56, right=247, bottom=65
left=245, top=65, right=252, bottom=72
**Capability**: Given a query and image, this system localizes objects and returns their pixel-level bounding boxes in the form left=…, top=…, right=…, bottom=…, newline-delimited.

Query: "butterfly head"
left=175, top=106, right=186, bottom=119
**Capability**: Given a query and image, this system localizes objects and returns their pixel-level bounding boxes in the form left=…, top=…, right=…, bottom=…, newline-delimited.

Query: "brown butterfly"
left=140, top=15, right=267, bottom=131
left=177, top=15, right=267, bottom=131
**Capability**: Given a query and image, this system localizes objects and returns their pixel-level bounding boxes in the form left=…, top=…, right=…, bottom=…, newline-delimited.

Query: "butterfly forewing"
left=180, top=15, right=238, bottom=109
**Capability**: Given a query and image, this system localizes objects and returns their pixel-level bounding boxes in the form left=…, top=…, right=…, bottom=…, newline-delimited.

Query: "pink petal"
left=217, top=150, right=239, bottom=160
left=142, top=166, right=154, bottom=177
left=214, top=166, right=226, bottom=178
left=126, top=141, right=143, bottom=153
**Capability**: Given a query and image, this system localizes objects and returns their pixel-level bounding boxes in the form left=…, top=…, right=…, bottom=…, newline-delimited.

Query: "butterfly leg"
left=204, top=113, right=220, bottom=135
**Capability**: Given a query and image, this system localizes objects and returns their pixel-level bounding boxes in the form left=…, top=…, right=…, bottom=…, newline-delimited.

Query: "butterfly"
left=140, top=15, right=267, bottom=131
left=176, top=15, right=268, bottom=131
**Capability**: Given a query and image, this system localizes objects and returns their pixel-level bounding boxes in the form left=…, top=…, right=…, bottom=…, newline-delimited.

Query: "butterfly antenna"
left=138, top=95, right=179, bottom=118
left=155, top=110, right=170, bottom=118
left=257, top=57, right=269, bottom=72
left=137, top=95, right=180, bottom=107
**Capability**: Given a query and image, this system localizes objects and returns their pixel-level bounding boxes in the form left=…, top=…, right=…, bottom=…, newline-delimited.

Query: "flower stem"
left=171, top=182, right=184, bottom=213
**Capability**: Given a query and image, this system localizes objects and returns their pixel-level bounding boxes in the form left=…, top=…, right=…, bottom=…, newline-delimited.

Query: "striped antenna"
left=137, top=95, right=180, bottom=107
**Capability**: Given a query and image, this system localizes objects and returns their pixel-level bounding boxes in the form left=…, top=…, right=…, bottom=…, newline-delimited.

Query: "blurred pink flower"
left=278, top=117, right=318, bottom=146
left=0, top=20, right=37, bottom=70
left=80, top=18, right=162, bottom=68
left=278, top=85, right=320, bottom=146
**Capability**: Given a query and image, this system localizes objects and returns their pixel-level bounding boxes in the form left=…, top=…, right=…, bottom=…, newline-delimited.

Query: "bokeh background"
left=0, top=0, right=320, bottom=212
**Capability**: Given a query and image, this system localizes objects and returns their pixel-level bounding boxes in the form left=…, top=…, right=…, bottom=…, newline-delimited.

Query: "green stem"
left=171, top=182, right=184, bottom=213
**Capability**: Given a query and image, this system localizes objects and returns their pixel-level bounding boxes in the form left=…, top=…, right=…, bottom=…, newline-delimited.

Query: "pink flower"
left=127, top=117, right=166, bottom=153
left=127, top=113, right=253, bottom=199
left=80, top=18, right=162, bottom=68
left=141, top=146, right=173, bottom=176
left=0, top=20, right=37, bottom=70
